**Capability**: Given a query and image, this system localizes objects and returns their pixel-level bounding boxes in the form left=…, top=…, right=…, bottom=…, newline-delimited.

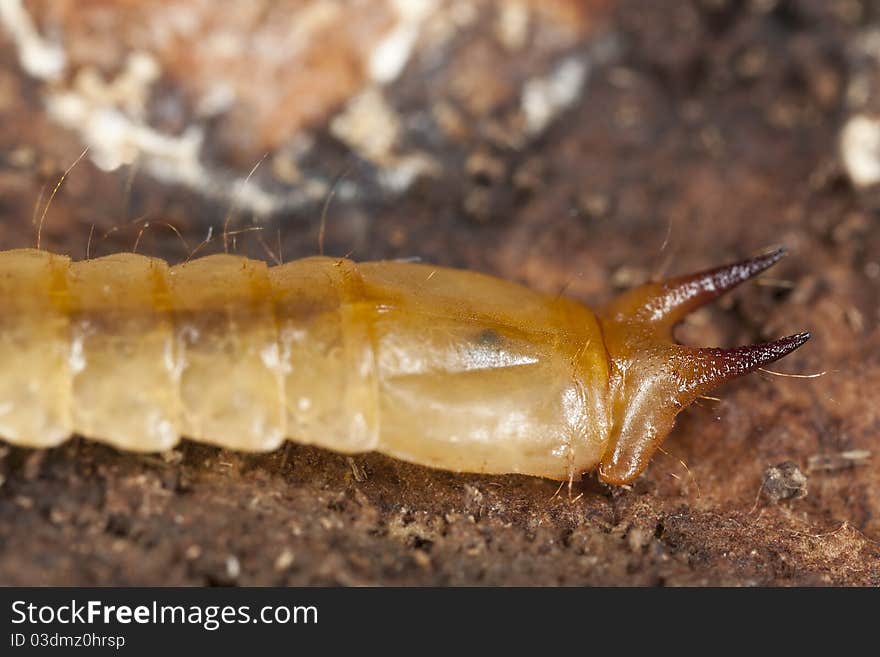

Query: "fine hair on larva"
left=0, top=243, right=809, bottom=485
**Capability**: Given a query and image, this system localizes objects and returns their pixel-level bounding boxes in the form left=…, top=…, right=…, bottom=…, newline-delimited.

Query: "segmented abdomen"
left=0, top=249, right=609, bottom=479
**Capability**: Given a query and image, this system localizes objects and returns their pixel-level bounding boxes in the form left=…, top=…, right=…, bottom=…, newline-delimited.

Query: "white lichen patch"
left=840, top=114, right=880, bottom=188
left=0, top=0, right=65, bottom=80
left=521, top=55, right=590, bottom=136
left=330, top=87, right=439, bottom=191
left=330, top=88, right=402, bottom=164
left=370, top=0, right=438, bottom=83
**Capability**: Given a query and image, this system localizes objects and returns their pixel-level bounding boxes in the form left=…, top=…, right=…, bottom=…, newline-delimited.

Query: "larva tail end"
left=602, top=247, right=787, bottom=328
left=598, top=331, right=810, bottom=485
left=598, top=249, right=807, bottom=486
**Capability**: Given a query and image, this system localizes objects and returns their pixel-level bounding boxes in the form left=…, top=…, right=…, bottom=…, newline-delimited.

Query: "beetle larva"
left=0, top=246, right=807, bottom=485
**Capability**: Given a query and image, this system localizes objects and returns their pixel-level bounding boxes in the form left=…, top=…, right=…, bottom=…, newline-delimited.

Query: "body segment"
left=0, top=248, right=808, bottom=484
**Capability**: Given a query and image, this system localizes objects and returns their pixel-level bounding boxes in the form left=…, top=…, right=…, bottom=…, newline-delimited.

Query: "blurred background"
left=0, top=0, right=878, bottom=585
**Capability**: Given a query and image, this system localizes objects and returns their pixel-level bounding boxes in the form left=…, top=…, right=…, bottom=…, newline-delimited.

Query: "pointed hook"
left=652, top=247, right=787, bottom=326
left=674, top=331, right=811, bottom=396
left=603, top=247, right=787, bottom=328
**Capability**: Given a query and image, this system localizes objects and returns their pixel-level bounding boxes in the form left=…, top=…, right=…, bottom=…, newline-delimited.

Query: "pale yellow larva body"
left=0, top=248, right=611, bottom=481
